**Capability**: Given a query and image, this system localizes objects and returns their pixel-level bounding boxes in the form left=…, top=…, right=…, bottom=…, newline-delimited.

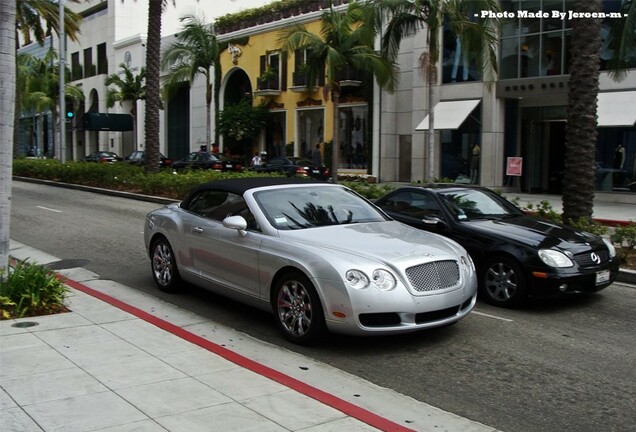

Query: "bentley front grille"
left=406, top=260, right=460, bottom=292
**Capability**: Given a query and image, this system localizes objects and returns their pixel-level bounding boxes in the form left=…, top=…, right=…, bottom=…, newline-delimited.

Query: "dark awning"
left=82, top=113, right=133, bottom=131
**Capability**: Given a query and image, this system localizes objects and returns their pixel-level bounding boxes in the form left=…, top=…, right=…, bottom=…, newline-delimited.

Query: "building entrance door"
left=524, top=120, right=566, bottom=193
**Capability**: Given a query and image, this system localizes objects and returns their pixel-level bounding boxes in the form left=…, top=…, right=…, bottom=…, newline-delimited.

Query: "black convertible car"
left=375, top=184, right=620, bottom=307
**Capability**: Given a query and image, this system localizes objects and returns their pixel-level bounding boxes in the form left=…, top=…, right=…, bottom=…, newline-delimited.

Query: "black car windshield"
left=254, top=186, right=388, bottom=230
left=437, top=189, right=523, bottom=221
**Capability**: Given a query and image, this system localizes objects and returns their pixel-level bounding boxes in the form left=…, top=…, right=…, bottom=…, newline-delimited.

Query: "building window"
left=97, top=43, right=107, bottom=75
left=84, top=47, right=95, bottom=78
left=71, top=52, right=82, bottom=81
left=440, top=103, right=481, bottom=183
left=338, top=105, right=368, bottom=171
left=499, top=0, right=571, bottom=79
left=297, top=108, right=324, bottom=160
left=258, top=51, right=287, bottom=90
left=499, top=0, right=634, bottom=79
left=293, top=49, right=325, bottom=87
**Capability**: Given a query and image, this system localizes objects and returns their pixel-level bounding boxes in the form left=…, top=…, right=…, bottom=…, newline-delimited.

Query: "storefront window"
left=440, top=104, right=481, bottom=183
left=597, top=129, right=636, bottom=192
left=297, top=108, right=324, bottom=159
left=338, top=105, right=368, bottom=170
left=266, top=112, right=286, bottom=158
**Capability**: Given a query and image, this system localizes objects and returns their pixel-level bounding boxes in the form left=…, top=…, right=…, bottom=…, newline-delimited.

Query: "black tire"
left=273, top=271, right=325, bottom=344
left=150, top=237, right=181, bottom=293
left=480, top=256, right=528, bottom=307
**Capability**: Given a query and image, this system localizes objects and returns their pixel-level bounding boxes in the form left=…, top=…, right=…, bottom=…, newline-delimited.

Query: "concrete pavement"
left=2, top=240, right=500, bottom=432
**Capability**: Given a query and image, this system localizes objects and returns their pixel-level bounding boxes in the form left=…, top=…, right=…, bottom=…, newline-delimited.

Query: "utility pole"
left=58, top=0, right=66, bottom=163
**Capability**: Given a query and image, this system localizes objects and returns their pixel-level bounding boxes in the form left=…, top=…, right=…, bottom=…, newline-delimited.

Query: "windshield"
left=437, top=189, right=523, bottom=221
left=254, top=185, right=389, bottom=230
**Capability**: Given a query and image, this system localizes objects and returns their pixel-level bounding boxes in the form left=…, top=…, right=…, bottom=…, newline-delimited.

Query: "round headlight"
left=538, top=249, right=574, bottom=268
left=372, top=269, right=397, bottom=291
left=461, top=254, right=476, bottom=272
left=345, top=269, right=369, bottom=290
left=602, top=237, right=617, bottom=258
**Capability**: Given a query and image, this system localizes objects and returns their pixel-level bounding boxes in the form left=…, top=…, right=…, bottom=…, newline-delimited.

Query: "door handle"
left=193, top=226, right=204, bottom=233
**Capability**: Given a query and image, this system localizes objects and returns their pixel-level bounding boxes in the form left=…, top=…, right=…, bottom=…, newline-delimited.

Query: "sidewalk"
left=2, top=240, right=500, bottom=432
left=502, top=192, right=635, bottom=225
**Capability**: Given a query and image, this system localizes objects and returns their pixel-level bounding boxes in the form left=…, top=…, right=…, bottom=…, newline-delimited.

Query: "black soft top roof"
left=181, top=177, right=325, bottom=208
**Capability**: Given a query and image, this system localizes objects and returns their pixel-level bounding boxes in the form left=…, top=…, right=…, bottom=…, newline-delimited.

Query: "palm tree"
left=161, top=14, right=218, bottom=152
left=378, top=0, right=500, bottom=180
left=562, top=0, right=602, bottom=224
left=562, top=0, right=635, bottom=224
left=143, top=0, right=176, bottom=173
left=1, top=0, right=16, bottom=277
left=16, top=0, right=82, bottom=49
left=14, top=0, right=83, bottom=156
left=24, top=50, right=84, bottom=158
left=106, top=63, right=146, bottom=150
left=279, top=1, right=398, bottom=182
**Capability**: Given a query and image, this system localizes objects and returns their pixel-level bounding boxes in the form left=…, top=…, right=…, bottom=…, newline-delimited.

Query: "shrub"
left=0, top=260, right=68, bottom=319
left=610, top=223, right=636, bottom=265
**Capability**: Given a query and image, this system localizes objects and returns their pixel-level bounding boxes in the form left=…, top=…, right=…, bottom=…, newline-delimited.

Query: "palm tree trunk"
left=206, top=78, right=212, bottom=151
left=427, top=70, right=434, bottom=180
left=562, top=0, right=602, bottom=224
left=1, top=0, right=16, bottom=275
left=144, top=0, right=162, bottom=174
left=331, top=89, right=340, bottom=183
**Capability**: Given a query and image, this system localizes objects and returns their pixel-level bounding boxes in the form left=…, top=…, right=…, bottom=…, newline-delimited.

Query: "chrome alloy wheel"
left=152, top=241, right=174, bottom=287
left=277, top=279, right=313, bottom=338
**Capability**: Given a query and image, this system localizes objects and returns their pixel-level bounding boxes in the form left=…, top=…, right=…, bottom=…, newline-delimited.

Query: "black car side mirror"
left=421, top=216, right=446, bottom=229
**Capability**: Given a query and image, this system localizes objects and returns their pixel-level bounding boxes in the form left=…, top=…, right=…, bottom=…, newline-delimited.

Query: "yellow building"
left=217, top=6, right=371, bottom=175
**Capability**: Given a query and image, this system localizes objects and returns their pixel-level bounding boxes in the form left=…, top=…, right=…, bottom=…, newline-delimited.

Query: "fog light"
left=559, top=284, right=568, bottom=292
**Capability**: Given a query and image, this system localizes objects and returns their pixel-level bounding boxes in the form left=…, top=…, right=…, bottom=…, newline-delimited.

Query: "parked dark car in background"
left=375, top=184, right=620, bottom=307
left=211, top=153, right=244, bottom=172
left=250, top=156, right=330, bottom=180
left=172, top=152, right=230, bottom=171
left=84, top=151, right=122, bottom=163
left=124, top=150, right=172, bottom=168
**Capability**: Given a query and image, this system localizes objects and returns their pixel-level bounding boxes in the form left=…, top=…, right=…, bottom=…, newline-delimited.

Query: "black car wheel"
left=274, top=271, right=325, bottom=344
left=480, top=256, right=527, bottom=307
left=150, top=237, right=181, bottom=293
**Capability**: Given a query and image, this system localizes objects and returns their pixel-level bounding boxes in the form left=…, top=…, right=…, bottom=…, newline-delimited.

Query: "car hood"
left=464, top=215, right=605, bottom=250
left=280, top=221, right=464, bottom=263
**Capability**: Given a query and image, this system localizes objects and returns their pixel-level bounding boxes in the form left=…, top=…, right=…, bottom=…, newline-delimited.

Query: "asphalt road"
left=10, top=180, right=636, bottom=432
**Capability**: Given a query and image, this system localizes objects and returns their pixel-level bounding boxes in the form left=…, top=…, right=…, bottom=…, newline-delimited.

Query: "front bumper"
left=527, top=261, right=620, bottom=298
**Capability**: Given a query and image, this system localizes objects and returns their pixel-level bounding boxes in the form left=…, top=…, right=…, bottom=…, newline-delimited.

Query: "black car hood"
left=464, top=215, right=605, bottom=251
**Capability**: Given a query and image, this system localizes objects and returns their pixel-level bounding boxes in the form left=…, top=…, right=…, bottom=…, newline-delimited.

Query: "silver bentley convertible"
left=144, top=178, right=477, bottom=344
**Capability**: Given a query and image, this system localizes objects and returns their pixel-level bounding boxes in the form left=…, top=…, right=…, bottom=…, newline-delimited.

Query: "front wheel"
left=480, top=256, right=527, bottom=307
left=274, top=271, right=325, bottom=344
left=150, top=237, right=181, bottom=293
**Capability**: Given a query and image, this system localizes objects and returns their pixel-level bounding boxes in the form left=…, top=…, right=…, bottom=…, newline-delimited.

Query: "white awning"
left=597, top=91, right=636, bottom=127
left=415, top=99, right=480, bottom=131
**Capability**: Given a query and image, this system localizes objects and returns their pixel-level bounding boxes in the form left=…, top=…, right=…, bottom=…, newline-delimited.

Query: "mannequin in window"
left=614, top=144, right=625, bottom=170
left=451, top=36, right=469, bottom=82
left=470, top=143, right=480, bottom=184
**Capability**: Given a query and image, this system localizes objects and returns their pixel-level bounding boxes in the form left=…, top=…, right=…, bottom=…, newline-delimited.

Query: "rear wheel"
left=274, top=271, right=325, bottom=344
left=150, top=237, right=181, bottom=293
left=480, top=256, right=527, bottom=307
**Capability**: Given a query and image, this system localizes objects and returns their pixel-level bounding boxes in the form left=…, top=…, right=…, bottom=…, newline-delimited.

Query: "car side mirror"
left=223, top=215, right=248, bottom=237
left=422, top=216, right=446, bottom=229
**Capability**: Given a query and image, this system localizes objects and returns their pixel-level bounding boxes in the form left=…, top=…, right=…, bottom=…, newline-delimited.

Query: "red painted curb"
left=59, top=275, right=416, bottom=432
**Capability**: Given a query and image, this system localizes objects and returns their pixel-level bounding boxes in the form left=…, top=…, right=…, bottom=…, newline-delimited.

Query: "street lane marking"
left=36, top=206, right=62, bottom=213
left=472, top=310, right=514, bottom=322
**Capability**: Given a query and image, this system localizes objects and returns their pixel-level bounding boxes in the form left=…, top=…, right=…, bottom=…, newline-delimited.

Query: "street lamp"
left=58, top=0, right=66, bottom=163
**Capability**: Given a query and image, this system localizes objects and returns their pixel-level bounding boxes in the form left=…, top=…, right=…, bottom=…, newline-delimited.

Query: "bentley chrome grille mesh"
left=406, top=260, right=460, bottom=292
